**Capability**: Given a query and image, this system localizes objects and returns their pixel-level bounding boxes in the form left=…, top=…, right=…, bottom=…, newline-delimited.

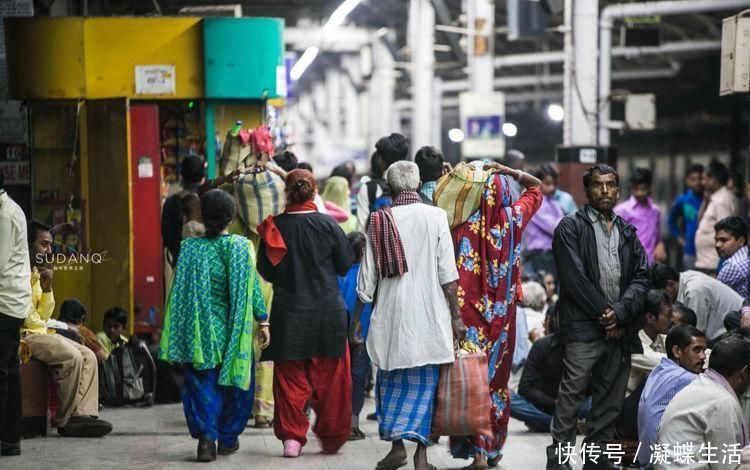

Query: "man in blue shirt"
left=539, top=163, right=578, bottom=215
left=636, top=324, right=706, bottom=468
left=667, top=164, right=704, bottom=269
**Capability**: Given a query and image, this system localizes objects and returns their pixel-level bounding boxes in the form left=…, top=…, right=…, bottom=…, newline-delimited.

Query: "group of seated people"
left=21, top=221, right=143, bottom=440
left=511, top=261, right=750, bottom=468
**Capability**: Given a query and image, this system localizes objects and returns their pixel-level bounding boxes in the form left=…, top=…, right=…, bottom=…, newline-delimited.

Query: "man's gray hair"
left=386, top=160, right=420, bottom=195
left=522, top=281, right=547, bottom=311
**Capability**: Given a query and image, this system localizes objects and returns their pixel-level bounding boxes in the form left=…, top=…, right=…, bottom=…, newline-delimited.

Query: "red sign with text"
left=0, top=160, right=30, bottom=185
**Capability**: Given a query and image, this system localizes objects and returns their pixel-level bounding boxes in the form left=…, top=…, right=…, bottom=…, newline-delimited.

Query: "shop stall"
left=5, top=16, right=284, bottom=335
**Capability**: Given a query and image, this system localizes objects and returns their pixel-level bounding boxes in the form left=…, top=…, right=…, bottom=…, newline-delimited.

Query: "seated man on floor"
left=58, top=299, right=108, bottom=363
left=651, top=263, right=743, bottom=342
left=614, top=290, right=673, bottom=441
left=656, top=333, right=750, bottom=468
left=627, top=290, right=673, bottom=394
left=671, top=301, right=698, bottom=328
left=96, top=307, right=129, bottom=355
left=510, top=304, right=591, bottom=432
left=637, top=324, right=706, bottom=469
left=22, top=221, right=112, bottom=437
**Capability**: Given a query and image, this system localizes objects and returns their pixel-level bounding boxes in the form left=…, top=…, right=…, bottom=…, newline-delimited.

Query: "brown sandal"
left=254, top=416, right=272, bottom=428
left=348, top=427, right=366, bottom=440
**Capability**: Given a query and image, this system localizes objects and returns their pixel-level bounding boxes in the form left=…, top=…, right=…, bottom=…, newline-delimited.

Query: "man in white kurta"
left=359, top=198, right=458, bottom=372
left=357, top=160, right=464, bottom=470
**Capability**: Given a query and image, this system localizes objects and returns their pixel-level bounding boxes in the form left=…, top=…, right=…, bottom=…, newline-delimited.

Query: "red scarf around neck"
left=258, top=200, right=318, bottom=266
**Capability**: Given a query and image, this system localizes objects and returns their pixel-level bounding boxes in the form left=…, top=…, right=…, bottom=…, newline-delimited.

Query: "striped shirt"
left=637, top=357, right=698, bottom=467
left=718, top=245, right=749, bottom=298
left=586, top=206, right=621, bottom=305
left=420, top=181, right=437, bottom=203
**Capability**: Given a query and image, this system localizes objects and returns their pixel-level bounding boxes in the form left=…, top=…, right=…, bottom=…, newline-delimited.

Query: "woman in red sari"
left=450, top=162, right=542, bottom=469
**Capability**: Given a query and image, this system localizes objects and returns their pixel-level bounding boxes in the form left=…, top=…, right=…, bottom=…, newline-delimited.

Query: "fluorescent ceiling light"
left=290, top=47, right=320, bottom=81
left=323, top=0, right=363, bottom=34
left=290, top=0, right=363, bottom=81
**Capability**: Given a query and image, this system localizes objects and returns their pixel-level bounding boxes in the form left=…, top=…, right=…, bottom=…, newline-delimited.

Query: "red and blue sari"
left=450, top=173, right=542, bottom=462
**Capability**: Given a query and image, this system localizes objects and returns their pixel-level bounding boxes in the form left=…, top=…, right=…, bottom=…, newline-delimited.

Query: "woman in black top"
left=257, top=169, right=353, bottom=458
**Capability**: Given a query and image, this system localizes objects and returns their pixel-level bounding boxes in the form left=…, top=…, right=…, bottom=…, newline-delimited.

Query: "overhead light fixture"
left=502, top=122, right=518, bottom=137
left=290, top=0, right=363, bottom=81
left=448, top=128, right=465, bottom=143
left=547, top=104, right=564, bottom=122
left=290, top=47, right=320, bottom=81
left=323, top=0, right=363, bottom=34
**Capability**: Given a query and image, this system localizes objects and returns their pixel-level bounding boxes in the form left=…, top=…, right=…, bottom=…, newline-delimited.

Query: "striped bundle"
left=235, top=170, right=286, bottom=235
left=433, top=162, right=491, bottom=228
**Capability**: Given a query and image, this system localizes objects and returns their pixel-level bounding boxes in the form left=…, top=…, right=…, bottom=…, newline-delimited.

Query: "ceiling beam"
left=431, top=0, right=466, bottom=63
left=492, top=39, right=719, bottom=68
left=285, top=26, right=373, bottom=52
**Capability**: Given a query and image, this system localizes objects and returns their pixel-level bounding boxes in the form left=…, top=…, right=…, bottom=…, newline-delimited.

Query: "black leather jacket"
left=552, top=206, right=649, bottom=352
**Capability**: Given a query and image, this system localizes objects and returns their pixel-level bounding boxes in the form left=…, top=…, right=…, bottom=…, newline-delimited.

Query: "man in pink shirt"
left=614, top=168, right=664, bottom=263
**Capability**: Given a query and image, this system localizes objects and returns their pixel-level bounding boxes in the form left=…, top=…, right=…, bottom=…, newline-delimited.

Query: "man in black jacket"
left=546, top=164, right=649, bottom=470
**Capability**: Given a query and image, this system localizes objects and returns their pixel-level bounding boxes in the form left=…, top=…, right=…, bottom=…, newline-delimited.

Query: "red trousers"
left=273, top=351, right=351, bottom=453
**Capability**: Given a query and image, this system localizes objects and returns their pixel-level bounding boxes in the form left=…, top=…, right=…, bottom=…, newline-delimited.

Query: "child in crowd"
left=338, top=231, right=372, bottom=440
left=180, top=193, right=205, bottom=239
left=96, top=307, right=129, bottom=355
left=58, top=299, right=108, bottom=362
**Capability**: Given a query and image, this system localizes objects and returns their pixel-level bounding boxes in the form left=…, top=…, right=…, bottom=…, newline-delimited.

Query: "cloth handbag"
left=235, top=170, right=286, bottom=235
left=433, top=162, right=491, bottom=228
left=433, top=344, right=493, bottom=438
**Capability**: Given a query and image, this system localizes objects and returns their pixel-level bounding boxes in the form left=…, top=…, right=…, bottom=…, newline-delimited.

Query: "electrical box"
left=625, top=94, right=656, bottom=130
left=720, top=11, right=750, bottom=96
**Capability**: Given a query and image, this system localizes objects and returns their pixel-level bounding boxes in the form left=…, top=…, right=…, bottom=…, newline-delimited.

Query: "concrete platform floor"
left=9, top=398, right=578, bottom=470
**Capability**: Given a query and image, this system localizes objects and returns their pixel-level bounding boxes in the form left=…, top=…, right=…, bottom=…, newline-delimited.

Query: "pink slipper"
left=283, top=440, right=303, bottom=458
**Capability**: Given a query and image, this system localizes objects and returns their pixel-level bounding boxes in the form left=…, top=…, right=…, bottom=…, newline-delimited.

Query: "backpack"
left=367, top=179, right=392, bottom=212
left=100, top=341, right=156, bottom=407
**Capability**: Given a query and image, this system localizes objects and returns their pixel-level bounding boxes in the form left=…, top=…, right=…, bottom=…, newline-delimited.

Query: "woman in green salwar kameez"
left=160, top=190, right=270, bottom=462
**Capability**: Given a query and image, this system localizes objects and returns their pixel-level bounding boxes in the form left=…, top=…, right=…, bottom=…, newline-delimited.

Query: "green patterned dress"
left=160, top=234, right=267, bottom=390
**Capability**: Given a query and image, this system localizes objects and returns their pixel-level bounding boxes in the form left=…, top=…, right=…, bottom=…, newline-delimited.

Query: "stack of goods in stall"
left=160, top=105, right=205, bottom=195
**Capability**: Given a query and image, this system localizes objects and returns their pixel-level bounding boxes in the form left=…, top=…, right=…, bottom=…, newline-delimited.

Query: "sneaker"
left=283, top=439, right=303, bottom=458
left=546, top=443, right=573, bottom=470
left=58, top=416, right=113, bottom=437
left=547, top=463, right=573, bottom=470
